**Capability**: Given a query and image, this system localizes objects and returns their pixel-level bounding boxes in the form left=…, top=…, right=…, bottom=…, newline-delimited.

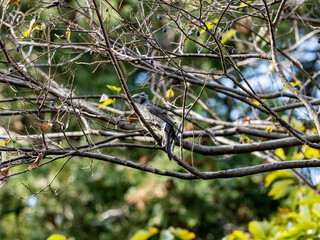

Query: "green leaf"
left=268, top=179, right=295, bottom=200
left=249, top=221, right=273, bottom=240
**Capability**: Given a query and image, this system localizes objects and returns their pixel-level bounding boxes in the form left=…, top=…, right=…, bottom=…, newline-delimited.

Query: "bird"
left=131, top=92, right=177, bottom=160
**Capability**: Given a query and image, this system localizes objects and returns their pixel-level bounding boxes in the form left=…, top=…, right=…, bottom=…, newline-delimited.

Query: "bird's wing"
left=145, top=104, right=176, bottom=128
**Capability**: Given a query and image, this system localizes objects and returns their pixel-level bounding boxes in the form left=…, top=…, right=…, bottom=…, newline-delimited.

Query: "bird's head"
left=132, top=92, right=149, bottom=104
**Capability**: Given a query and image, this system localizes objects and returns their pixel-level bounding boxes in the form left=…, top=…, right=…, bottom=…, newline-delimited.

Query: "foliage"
left=1, top=0, right=320, bottom=239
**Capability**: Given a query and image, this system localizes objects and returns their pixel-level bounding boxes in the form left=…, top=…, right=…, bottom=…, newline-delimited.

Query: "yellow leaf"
left=275, top=148, right=286, bottom=159
left=265, top=126, right=273, bottom=132
left=0, top=139, right=11, bottom=146
left=20, top=24, right=45, bottom=40
left=221, top=29, right=236, bottom=44
left=199, top=18, right=219, bottom=34
left=66, top=27, right=70, bottom=40
left=7, top=0, right=20, bottom=5
left=130, top=228, right=159, bottom=240
left=282, top=81, right=301, bottom=90
left=166, top=88, right=174, bottom=98
left=265, top=170, right=293, bottom=187
left=240, top=135, right=250, bottom=144
left=106, top=85, right=121, bottom=92
left=253, top=99, right=266, bottom=105
left=47, top=234, right=67, bottom=240
left=98, top=98, right=116, bottom=108
left=304, top=145, right=320, bottom=159
left=239, top=0, right=252, bottom=10
left=170, top=227, right=196, bottom=240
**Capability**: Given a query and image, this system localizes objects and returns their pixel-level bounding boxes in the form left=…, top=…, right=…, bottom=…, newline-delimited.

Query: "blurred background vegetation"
left=1, top=0, right=320, bottom=239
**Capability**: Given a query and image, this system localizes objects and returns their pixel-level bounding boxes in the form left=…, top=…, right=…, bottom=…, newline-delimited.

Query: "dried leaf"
left=98, top=98, right=116, bottom=108
left=7, top=0, right=20, bottom=5
left=0, top=139, right=11, bottom=146
left=54, top=27, right=71, bottom=40
left=106, top=85, right=121, bottom=92
left=166, top=88, right=174, bottom=98
left=128, top=113, right=138, bottom=124
left=0, top=168, right=10, bottom=182
left=37, top=122, right=53, bottom=132
left=28, top=153, right=43, bottom=170
left=236, top=17, right=251, bottom=35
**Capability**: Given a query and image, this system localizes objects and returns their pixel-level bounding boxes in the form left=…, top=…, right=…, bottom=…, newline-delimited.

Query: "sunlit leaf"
left=7, top=0, right=20, bottom=5
left=221, top=29, right=236, bottom=44
left=98, top=98, right=116, bottom=108
left=0, top=139, right=11, bottom=146
left=248, top=221, right=273, bottom=240
left=224, top=230, right=250, bottom=240
left=239, top=0, right=252, bottom=10
left=274, top=148, right=286, bottom=159
left=47, top=234, right=67, bottom=240
left=252, top=98, right=266, bottom=105
left=304, top=145, right=320, bottom=159
left=166, top=88, right=174, bottom=98
left=20, top=24, right=45, bottom=40
left=265, top=126, right=273, bottom=132
left=130, top=227, right=159, bottom=240
left=282, top=81, right=301, bottom=90
left=107, top=85, right=121, bottom=92
left=200, top=18, right=219, bottom=34
left=169, top=227, right=196, bottom=240
left=265, top=170, right=293, bottom=187
left=268, top=179, right=295, bottom=199
left=240, top=135, right=250, bottom=144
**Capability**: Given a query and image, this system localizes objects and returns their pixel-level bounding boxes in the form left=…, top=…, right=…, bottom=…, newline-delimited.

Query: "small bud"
left=34, top=14, right=39, bottom=20
left=9, top=67, right=13, bottom=73
left=105, top=8, right=108, bottom=12
left=134, top=35, right=139, bottom=40
left=150, top=59, right=154, bottom=64
left=196, top=31, right=200, bottom=36
left=157, top=15, right=162, bottom=20
left=89, top=50, right=95, bottom=55
left=15, top=47, right=20, bottom=52
left=218, top=36, right=222, bottom=41
left=227, top=26, right=231, bottom=30
left=188, top=30, right=194, bottom=36
left=231, top=48, right=237, bottom=54
left=50, top=100, right=55, bottom=107
left=162, top=27, right=167, bottom=33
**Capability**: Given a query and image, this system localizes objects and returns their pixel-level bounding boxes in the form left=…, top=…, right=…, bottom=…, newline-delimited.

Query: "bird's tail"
left=166, top=126, right=177, bottom=160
